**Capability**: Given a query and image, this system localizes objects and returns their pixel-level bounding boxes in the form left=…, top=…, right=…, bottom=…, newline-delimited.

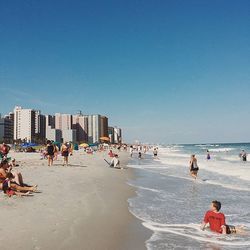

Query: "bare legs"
left=63, top=156, right=69, bottom=166
left=12, top=172, right=24, bottom=186
left=48, top=155, right=53, bottom=166
left=10, top=183, right=37, bottom=192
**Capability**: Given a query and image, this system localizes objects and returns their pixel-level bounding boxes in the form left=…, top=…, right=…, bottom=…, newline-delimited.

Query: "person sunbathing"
left=0, top=160, right=37, bottom=192
left=2, top=173, right=32, bottom=197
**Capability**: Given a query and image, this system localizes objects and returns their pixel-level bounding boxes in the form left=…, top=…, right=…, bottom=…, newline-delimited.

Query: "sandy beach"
left=0, top=149, right=151, bottom=250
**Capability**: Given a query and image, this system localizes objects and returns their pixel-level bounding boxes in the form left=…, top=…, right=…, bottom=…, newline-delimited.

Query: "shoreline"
left=0, top=150, right=151, bottom=250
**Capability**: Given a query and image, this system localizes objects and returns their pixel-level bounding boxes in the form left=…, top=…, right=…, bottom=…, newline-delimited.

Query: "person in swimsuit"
left=61, top=143, right=70, bottom=166
left=153, top=148, right=158, bottom=157
left=46, top=140, right=55, bottom=166
left=201, top=200, right=246, bottom=234
left=189, top=155, right=199, bottom=179
left=206, top=150, right=211, bottom=160
left=129, top=146, right=133, bottom=157
left=2, top=172, right=32, bottom=197
left=240, top=150, right=247, bottom=162
left=0, top=159, right=37, bottom=192
left=138, top=152, right=142, bottom=159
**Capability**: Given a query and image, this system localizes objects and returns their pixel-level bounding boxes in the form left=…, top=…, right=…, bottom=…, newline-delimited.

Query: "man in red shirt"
left=201, top=200, right=237, bottom=234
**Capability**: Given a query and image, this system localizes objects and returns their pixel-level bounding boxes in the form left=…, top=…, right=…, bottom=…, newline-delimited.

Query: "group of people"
left=0, top=143, right=37, bottom=197
left=188, top=154, right=246, bottom=235
left=44, top=140, right=72, bottom=166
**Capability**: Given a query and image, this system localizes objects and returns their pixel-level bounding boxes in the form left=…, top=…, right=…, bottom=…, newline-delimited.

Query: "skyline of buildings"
left=0, top=106, right=122, bottom=144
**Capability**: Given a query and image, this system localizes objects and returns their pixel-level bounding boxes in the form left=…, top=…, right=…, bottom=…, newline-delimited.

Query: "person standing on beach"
left=240, top=150, right=247, bottom=162
left=138, top=152, right=142, bottom=159
left=46, top=140, right=55, bottom=166
left=206, top=150, right=211, bottom=160
left=61, top=143, right=70, bottom=166
left=129, top=146, right=133, bottom=157
left=153, top=148, right=158, bottom=158
left=189, top=155, right=199, bottom=179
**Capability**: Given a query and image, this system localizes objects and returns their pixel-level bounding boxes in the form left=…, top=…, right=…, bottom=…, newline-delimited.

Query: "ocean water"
left=128, top=143, right=250, bottom=250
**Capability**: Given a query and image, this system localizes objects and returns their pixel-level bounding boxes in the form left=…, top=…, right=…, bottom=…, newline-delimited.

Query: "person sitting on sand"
left=201, top=200, right=246, bottom=234
left=189, top=155, right=199, bottom=179
left=2, top=172, right=32, bottom=197
left=0, top=159, right=37, bottom=192
left=110, top=154, right=121, bottom=168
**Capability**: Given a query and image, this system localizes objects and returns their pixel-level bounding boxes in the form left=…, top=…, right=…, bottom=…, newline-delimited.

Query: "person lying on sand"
left=201, top=200, right=246, bottom=235
left=0, top=159, right=37, bottom=192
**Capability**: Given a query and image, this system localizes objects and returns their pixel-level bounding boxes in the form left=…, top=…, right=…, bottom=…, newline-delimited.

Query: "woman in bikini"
left=0, top=160, right=37, bottom=192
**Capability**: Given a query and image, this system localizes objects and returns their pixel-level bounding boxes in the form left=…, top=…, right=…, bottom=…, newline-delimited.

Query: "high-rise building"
left=88, top=115, right=101, bottom=143
left=114, top=127, right=122, bottom=144
left=0, top=114, right=14, bottom=143
left=55, top=113, right=76, bottom=143
left=45, top=115, right=62, bottom=142
left=108, top=126, right=114, bottom=144
left=100, top=116, right=108, bottom=137
left=14, top=106, right=36, bottom=142
left=55, top=113, right=72, bottom=130
left=34, top=111, right=46, bottom=143
left=72, top=115, right=88, bottom=142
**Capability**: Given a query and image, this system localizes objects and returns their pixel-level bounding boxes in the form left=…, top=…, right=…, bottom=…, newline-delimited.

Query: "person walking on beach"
left=201, top=200, right=246, bottom=234
left=189, top=155, right=199, bottom=179
left=61, top=143, right=70, bottom=166
left=46, top=140, right=55, bottom=166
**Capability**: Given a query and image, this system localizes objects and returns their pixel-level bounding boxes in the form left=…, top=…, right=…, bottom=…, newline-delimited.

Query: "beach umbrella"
left=79, top=143, right=89, bottom=148
left=100, top=136, right=110, bottom=142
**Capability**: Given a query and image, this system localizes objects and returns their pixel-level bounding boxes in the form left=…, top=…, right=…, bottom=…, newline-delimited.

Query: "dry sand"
left=0, top=149, right=151, bottom=250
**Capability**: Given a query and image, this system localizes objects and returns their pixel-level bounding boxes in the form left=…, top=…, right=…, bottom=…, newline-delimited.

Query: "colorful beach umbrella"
left=79, top=143, right=89, bottom=148
left=100, top=136, right=110, bottom=141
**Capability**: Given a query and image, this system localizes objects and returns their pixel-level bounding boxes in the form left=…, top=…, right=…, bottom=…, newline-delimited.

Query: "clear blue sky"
left=0, top=0, right=249, bottom=143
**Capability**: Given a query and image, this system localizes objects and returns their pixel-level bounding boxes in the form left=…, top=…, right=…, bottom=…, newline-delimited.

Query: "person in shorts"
left=189, top=155, right=199, bottom=179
